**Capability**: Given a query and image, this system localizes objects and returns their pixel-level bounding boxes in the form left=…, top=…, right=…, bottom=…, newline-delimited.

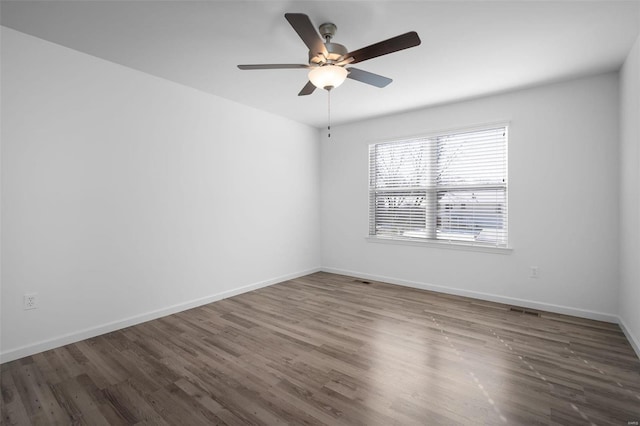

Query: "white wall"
left=321, top=73, right=620, bottom=321
left=0, top=27, right=321, bottom=362
left=619, top=34, right=640, bottom=355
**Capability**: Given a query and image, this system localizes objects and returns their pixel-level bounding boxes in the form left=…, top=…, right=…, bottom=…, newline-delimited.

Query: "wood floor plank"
left=1, top=368, right=32, bottom=426
left=9, top=362, right=69, bottom=424
left=2, top=271, right=639, bottom=425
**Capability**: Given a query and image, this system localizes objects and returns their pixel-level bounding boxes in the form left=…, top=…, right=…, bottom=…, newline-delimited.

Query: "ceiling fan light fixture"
left=308, top=65, right=348, bottom=90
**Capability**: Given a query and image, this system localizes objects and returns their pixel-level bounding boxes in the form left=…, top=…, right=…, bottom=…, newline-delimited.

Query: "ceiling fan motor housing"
left=308, top=22, right=347, bottom=65
left=309, top=42, right=348, bottom=65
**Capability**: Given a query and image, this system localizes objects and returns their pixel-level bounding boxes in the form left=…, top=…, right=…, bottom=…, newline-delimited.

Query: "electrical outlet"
left=530, top=267, right=539, bottom=279
left=23, top=293, right=38, bottom=310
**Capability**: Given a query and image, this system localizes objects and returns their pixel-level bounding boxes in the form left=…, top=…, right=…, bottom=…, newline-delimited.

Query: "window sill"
left=365, top=236, right=513, bottom=254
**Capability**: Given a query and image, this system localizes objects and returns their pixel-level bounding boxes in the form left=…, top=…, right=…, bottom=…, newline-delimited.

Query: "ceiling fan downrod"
left=319, top=22, right=337, bottom=43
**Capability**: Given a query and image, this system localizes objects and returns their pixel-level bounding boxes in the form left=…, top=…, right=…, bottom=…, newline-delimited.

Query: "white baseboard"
left=321, top=267, right=619, bottom=323
left=0, top=267, right=321, bottom=364
left=4, top=267, right=631, bottom=364
left=618, top=316, right=640, bottom=359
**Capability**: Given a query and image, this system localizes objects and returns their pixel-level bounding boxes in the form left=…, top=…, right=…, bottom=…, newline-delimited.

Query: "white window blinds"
left=369, top=126, right=508, bottom=247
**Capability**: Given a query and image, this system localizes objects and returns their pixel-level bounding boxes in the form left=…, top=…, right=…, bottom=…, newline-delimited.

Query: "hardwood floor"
left=2, top=272, right=640, bottom=425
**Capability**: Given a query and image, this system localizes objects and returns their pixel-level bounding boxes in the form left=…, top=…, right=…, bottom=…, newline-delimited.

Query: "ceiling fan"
left=237, top=13, right=421, bottom=96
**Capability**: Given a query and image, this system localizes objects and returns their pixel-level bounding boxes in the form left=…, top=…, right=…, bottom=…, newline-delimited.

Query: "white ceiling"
left=2, top=1, right=639, bottom=128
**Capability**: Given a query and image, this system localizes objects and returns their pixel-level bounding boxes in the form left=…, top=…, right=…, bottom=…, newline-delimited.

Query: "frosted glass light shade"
left=308, top=65, right=348, bottom=90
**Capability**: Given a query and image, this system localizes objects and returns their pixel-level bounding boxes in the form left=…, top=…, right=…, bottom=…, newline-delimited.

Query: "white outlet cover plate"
left=23, top=293, right=38, bottom=310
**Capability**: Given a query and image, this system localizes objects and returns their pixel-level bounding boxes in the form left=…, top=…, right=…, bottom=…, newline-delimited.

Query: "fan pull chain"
left=327, top=89, right=331, bottom=138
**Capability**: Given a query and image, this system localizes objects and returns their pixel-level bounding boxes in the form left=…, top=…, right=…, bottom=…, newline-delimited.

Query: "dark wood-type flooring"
left=2, top=272, right=640, bottom=425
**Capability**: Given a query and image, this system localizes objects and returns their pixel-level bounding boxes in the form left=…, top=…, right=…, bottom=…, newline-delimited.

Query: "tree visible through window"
left=369, top=126, right=508, bottom=247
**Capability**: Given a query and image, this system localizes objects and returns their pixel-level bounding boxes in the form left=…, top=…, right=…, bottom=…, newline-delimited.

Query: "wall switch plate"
left=23, top=293, right=38, bottom=310
left=530, top=267, right=539, bottom=279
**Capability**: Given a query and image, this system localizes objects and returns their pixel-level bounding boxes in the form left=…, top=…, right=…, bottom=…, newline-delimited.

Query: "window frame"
left=367, top=122, right=510, bottom=252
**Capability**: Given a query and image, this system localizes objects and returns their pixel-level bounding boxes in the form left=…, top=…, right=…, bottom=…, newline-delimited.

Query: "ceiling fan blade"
left=285, top=13, right=328, bottom=57
left=238, top=64, right=310, bottom=70
left=344, top=31, right=421, bottom=64
left=298, top=81, right=316, bottom=96
left=347, top=68, right=392, bottom=88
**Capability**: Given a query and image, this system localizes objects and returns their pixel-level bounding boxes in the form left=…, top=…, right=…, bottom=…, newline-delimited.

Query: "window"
left=368, top=125, right=508, bottom=247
